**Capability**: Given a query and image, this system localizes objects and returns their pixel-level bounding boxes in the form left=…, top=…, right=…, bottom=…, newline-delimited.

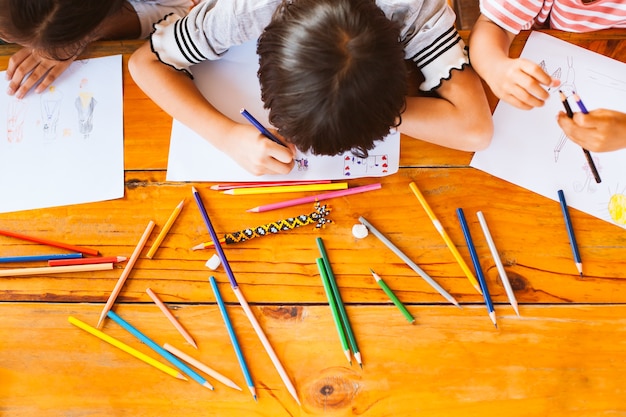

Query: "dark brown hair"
left=0, top=0, right=125, bottom=60
left=257, top=0, right=407, bottom=157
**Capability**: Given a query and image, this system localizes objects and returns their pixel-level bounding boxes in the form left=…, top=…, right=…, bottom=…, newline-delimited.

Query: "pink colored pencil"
left=0, top=229, right=99, bottom=256
left=146, top=287, right=198, bottom=349
left=246, top=182, right=382, bottom=213
left=210, top=180, right=331, bottom=191
left=48, top=256, right=127, bottom=267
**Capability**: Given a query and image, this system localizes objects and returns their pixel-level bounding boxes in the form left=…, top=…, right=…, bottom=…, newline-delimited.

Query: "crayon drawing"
left=0, top=55, right=123, bottom=214
left=166, top=40, right=400, bottom=182
left=471, top=32, right=626, bottom=229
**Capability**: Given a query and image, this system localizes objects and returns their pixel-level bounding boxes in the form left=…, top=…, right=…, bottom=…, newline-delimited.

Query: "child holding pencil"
left=468, top=0, right=626, bottom=152
left=0, top=0, right=196, bottom=99
left=129, top=0, right=494, bottom=176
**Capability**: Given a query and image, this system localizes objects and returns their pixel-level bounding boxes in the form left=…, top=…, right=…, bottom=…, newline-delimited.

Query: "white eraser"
left=205, top=254, right=221, bottom=270
left=352, top=223, right=369, bottom=239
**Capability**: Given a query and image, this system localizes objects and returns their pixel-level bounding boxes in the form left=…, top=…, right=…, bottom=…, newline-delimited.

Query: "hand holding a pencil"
left=557, top=108, right=626, bottom=153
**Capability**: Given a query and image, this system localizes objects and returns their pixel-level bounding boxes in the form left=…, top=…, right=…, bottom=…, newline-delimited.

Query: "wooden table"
left=1, top=30, right=626, bottom=416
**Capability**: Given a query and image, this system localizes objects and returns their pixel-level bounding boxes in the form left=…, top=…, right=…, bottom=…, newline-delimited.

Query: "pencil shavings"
left=225, top=202, right=332, bottom=244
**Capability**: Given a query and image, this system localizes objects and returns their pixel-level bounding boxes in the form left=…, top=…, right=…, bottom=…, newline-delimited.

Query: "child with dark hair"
left=130, top=0, right=493, bottom=176
left=0, top=0, right=193, bottom=99
left=469, top=0, right=626, bottom=152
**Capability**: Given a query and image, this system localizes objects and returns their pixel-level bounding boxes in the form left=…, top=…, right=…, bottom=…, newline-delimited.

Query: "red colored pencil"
left=0, top=229, right=99, bottom=256
left=48, top=256, right=127, bottom=267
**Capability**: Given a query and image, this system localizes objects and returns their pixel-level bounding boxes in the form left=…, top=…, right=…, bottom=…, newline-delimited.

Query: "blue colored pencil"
left=106, top=311, right=213, bottom=390
left=0, top=253, right=82, bottom=263
left=208, top=276, right=256, bottom=401
left=239, top=108, right=286, bottom=147
left=456, top=208, right=497, bottom=328
left=557, top=189, right=583, bottom=276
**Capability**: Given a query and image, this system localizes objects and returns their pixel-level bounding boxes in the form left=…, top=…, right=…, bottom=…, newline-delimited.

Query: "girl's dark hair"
left=257, top=0, right=407, bottom=157
left=0, top=0, right=125, bottom=60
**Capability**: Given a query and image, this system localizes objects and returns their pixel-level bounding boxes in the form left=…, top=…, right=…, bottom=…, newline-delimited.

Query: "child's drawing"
left=607, top=188, right=626, bottom=226
left=40, top=86, right=63, bottom=140
left=343, top=154, right=388, bottom=177
left=573, top=156, right=601, bottom=193
left=75, top=78, right=97, bottom=139
left=551, top=56, right=576, bottom=162
left=295, top=157, right=309, bottom=171
left=7, top=98, right=27, bottom=143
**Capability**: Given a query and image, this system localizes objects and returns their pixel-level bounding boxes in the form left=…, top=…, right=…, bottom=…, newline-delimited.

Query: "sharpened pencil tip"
left=253, top=395, right=258, bottom=402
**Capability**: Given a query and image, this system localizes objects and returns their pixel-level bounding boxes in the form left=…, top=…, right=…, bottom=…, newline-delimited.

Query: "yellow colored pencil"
left=222, top=182, right=347, bottom=195
left=147, top=199, right=185, bottom=259
left=408, top=182, right=482, bottom=294
left=68, top=316, right=186, bottom=381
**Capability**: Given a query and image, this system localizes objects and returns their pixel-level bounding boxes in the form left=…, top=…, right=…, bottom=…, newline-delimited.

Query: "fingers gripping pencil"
left=225, top=203, right=332, bottom=244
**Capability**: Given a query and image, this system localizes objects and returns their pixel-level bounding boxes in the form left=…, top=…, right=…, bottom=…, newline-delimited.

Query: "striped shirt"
left=480, top=0, right=626, bottom=34
left=151, top=0, right=468, bottom=91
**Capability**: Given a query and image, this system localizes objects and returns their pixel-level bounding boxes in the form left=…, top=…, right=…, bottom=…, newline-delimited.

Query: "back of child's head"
left=0, top=0, right=124, bottom=60
left=258, top=0, right=407, bottom=157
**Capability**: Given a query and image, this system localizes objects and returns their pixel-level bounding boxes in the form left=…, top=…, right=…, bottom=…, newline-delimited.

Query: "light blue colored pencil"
left=106, top=311, right=213, bottom=390
left=208, top=276, right=256, bottom=401
left=0, top=253, right=82, bottom=263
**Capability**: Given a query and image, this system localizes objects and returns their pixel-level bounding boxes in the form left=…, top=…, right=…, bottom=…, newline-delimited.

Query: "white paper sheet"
left=0, top=55, right=124, bottom=214
left=166, top=40, right=400, bottom=182
left=471, top=32, right=626, bottom=229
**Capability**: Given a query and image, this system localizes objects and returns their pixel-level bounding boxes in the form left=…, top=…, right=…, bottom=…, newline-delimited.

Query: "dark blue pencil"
left=571, top=92, right=602, bottom=184
left=456, top=208, right=497, bottom=328
left=0, top=253, right=82, bottom=263
left=557, top=189, right=583, bottom=277
left=239, top=108, right=286, bottom=147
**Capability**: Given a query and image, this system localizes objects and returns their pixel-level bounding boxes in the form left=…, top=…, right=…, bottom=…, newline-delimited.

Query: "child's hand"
left=557, top=109, right=626, bottom=152
left=222, top=124, right=295, bottom=176
left=6, top=48, right=75, bottom=99
left=488, top=57, right=560, bottom=110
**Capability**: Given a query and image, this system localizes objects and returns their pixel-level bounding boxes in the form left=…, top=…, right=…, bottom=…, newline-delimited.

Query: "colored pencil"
left=163, top=342, right=242, bottom=391
left=191, top=237, right=226, bottom=251
left=0, top=262, right=113, bottom=277
left=223, top=182, right=348, bottom=196
left=316, top=238, right=362, bottom=367
left=68, top=316, right=186, bottom=381
left=358, top=216, right=460, bottom=308
left=192, top=187, right=300, bottom=404
left=246, top=183, right=382, bottom=213
left=476, top=211, right=520, bottom=316
left=231, top=285, right=301, bottom=405
left=106, top=311, right=214, bottom=390
left=0, top=253, right=82, bottom=263
left=557, top=189, right=583, bottom=276
left=315, top=258, right=352, bottom=366
left=0, top=229, right=99, bottom=256
left=48, top=256, right=126, bottom=267
left=96, top=221, right=155, bottom=329
left=146, top=287, right=198, bottom=349
left=571, top=92, right=602, bottom=184
left=192, top=187, right=238, bottom=287
left=146, top=199, right=185, bottom=259
left=211, top=180, right=331, bottom=191
left=370, top=269, right=415, bottom=324
left=208, top=276, right=254, bottom=397
left=240, top=108, right=285, bottom=147
left=456, top=208, right=497, bottom=328
left=408, top=182, right=482, bottom=294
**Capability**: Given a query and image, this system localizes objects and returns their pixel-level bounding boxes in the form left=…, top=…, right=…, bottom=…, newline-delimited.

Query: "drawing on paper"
left=574, top=156, right=601, bottom=193
left=75, top=78, right=97, bottom=139
left=7, top=98, right=28, bottom=143
left=549, top=57, right=577, bottom=162
left=343, top=154, right=388, bottom=177
left=295, top=157, right=309, bottom=171
left=40, top=85, right=63, bottom=140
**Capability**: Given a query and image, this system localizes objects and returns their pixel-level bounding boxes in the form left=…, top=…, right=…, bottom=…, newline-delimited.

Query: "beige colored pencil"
left=147, top=287, right=198, bottom=349
left=0, top=262, right=113, bottom=277
left=97, top=220, right=155, bottom=328
left=231, top=286, right=301, bottom=405
left=163, top=343, right=242, bottom=391
left=409, top=182, right=483, bottom=294
left=146, top=199, right=185, bottom=259
left=69, top=316, right=187, bottom=381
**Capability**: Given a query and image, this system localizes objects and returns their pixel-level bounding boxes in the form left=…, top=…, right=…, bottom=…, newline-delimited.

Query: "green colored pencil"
left=316, top=237, right=362, bottom=368
left=316, top=258, right=351, bottom=366
left=370, top=269, right=415, bottom=324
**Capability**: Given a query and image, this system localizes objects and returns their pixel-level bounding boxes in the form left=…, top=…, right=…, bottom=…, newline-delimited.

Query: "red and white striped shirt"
left=480, top=0, right=626, bottom=34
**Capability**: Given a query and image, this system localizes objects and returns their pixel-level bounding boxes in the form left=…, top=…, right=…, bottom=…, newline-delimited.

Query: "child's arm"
left=400, top=65, right=493, bottom=152
left=557, top=109, right=626, bottom=152
left=129, top=42, right=295, bottom=176
left=468, top=14, right=558, bottom=110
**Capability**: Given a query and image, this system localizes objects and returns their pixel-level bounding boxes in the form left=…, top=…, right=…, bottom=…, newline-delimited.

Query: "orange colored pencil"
left=146, top=287, right=198, bottom=349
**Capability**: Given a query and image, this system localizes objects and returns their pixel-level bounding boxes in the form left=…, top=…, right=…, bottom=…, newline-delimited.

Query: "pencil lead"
left=253, top=394, right=258, bottom=402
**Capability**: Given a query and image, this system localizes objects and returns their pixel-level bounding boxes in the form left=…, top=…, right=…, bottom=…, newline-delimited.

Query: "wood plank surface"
left=0, top=29, right=625, bottom=416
